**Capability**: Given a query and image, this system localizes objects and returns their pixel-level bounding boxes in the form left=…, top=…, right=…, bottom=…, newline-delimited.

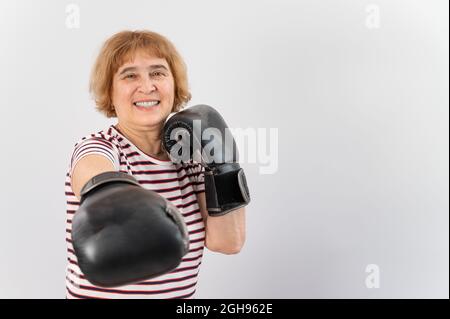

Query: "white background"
left=0, top=0, right=448, bottom=298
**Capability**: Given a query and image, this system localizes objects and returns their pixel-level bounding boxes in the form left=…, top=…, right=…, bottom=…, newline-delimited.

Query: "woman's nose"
left=138, top=76, right=156, bottom=94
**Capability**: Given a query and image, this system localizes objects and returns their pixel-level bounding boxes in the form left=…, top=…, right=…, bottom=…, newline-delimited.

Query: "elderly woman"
left=64, top=30, right=249, bottom=299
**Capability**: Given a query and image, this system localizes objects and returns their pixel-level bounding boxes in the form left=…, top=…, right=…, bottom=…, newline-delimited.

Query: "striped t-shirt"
left=64, top=124, right=206, bottom=299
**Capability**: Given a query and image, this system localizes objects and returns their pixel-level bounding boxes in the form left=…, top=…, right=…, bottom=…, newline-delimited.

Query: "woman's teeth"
left=134, top=101, right=160, bottom=107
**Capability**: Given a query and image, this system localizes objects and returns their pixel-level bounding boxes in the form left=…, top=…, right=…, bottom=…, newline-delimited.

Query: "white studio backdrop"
left=0, top=0, right=448, bottom=298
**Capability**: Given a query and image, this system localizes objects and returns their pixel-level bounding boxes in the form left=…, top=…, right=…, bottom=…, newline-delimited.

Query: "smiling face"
left=111, top=51, right=175, bottom=129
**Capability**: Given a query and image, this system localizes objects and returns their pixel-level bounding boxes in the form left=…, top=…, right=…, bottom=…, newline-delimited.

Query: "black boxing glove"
left=72, top=171, right=189, bottom=287
left=163, top=104, right=250, bottom=217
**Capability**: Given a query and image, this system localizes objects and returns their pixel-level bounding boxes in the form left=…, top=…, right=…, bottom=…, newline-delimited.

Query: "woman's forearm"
left=205, top=207, right=246, bottom=254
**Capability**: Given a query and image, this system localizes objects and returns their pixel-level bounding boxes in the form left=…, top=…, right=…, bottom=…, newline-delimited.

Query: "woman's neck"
left=114, top=122, right=169, bottom=160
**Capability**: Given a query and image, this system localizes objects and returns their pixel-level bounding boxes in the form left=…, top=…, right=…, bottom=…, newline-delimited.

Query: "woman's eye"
left=123, top=72, right=165, bottom=80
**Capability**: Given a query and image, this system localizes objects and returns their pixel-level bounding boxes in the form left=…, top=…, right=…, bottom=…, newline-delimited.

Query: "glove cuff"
left=80, top=171, right=141, bottom=201
left=204, top=164, right=250, bottom=217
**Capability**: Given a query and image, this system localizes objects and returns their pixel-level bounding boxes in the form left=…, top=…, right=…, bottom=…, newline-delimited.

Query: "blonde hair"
left=89, top=30, right=191, bottom=118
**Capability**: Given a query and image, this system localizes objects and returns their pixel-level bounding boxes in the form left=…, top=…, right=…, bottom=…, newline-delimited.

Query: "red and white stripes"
left=65, top=125, right=206, bottom=299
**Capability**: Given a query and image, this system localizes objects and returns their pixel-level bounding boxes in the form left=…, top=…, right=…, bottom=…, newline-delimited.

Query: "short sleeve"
left=69, top=136, right=120, bottom=178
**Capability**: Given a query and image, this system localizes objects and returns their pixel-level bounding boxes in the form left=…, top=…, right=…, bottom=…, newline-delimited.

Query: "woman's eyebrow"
left=118, top=64, right=169, bottom=75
